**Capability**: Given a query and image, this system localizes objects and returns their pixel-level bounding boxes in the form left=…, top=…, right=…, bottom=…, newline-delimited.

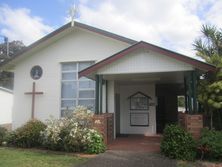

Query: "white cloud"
left=77, top=0, right=221, bottom=58
left=0, top=5, right=53, bottom=45
left=0, top=1, right=221, bottom=59
left=204, top=1, right=222, bottom=28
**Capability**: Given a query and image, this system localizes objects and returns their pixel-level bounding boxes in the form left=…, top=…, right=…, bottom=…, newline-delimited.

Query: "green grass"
left=177, top=161, right=200, bottom=167
left=177, top=160, right=222, bottom=167
left=0, top=147, right=87, bottom=167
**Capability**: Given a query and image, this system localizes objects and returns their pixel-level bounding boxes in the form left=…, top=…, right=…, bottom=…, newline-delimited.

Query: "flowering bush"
left=84, top=129, right=106, bottom=154
left=41, top=106, right=105, bottom=153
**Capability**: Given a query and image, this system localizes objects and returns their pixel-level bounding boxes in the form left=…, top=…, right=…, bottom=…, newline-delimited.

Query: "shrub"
left=0, top=127, right=7, bottom=145
left=41, top=106, right=105, bottom=154
left=6, top=120, right=46, bottom=148
left=198, top=128, right=222, bottom=160
left=161, top=124, right=196, bottom=161
left=4, top=131, right=17, bottom=146
left=84, top=129, right=106, bottom=154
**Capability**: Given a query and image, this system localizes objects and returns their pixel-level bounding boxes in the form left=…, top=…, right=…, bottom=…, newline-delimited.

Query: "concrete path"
left=76, top=150, right=177, bottom=167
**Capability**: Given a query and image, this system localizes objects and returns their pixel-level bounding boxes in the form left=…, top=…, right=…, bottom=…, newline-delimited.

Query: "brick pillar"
left=92, top=113, right=114, bottom=145
left=179, top=113, right=203, bottom=139
left=178, top=112, right=186, bottom=127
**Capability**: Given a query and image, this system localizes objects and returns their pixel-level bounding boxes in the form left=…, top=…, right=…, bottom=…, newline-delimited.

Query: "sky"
left=0, top=0, right=222, bottom=58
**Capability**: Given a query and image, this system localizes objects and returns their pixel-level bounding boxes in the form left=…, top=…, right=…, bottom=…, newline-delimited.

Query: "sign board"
left=130, top=113, right=149, bottom=126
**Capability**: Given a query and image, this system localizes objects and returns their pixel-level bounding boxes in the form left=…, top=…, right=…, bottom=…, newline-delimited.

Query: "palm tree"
left=193, top=25, right=222, bottom=67
left=194, top=25, right=222, bottom=129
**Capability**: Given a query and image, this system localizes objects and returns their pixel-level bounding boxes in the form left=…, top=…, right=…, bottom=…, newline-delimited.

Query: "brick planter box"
left=92, top=113, right=114, bottom=144
left=178, top=113, right=203, bottom=139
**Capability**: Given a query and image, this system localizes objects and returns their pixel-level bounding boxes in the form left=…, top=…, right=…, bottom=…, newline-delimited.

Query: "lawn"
left=0, top=147, right=87, bottom=167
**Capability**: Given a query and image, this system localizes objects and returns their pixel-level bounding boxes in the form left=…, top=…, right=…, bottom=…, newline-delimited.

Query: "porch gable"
left=96, top=49, right=194, bottom=75
left=79, top=41, right=215, bottom=78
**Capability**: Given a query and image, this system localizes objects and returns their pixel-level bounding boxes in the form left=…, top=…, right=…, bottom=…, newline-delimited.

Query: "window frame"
left=60, top=61, right=95, bottom=114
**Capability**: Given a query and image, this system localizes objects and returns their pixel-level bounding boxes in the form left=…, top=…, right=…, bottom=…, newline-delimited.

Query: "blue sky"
left=1, top=0, right=79, bottom=25
left=0, top=0, right=222, bottom=57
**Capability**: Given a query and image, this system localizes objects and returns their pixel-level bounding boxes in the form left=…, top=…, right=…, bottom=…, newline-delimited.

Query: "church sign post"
left=25, top=82, right=43, bottom=119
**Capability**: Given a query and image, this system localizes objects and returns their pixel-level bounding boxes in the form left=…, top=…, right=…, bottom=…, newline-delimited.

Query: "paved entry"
left=108, top=135, right=162, bottom=152
left=77, top=151, right=176, bottom=167
left=76, top=135, right=175, bottom=167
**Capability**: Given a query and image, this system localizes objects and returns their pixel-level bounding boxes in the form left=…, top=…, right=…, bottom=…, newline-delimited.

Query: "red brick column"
left=92, top=113, right=114, bottom=145
left=178, top=112, right=186, bottom=127
left=179, top=113, right=203, bottom=139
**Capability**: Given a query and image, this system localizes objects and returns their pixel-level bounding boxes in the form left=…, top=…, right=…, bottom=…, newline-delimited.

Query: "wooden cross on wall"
left=25, top=82, right=43, bottom=119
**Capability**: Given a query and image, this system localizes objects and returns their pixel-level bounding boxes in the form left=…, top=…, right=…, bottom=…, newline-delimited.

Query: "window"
left=61, top=62, right=95, bottom=115
left=177, top=96, right=185, bottom=113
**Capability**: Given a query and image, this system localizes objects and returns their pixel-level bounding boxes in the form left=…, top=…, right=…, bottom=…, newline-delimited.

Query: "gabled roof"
left=0, top=21, right=137, bottom=69
left=79, top=41, right=216, bottom=77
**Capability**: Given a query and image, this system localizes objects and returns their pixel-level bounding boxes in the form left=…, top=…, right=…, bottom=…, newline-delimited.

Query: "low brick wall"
left=178, top=113, right=203, bottom=139
left=92, top=113, right=114, bottom=144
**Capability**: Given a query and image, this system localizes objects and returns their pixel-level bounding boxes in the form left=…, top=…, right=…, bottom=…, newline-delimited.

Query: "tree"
left=193, top=24, right=222, bottom=66
left=0, top=40, right=25, bottom=89
left=193, top=25, right=222, bottom=129
left=0, top=40, right=25, bottom=63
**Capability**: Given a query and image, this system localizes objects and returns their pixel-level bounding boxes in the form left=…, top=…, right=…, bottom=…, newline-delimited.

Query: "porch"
left=96, top=70, right=199, bottom=137
left=79, top=41, right=214, bottom=141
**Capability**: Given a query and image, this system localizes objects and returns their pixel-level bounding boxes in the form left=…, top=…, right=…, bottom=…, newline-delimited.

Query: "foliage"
left=0, top=40, right=25, bottom=63
left=6, top=120, right=46, bottom=148
left=4, top=131, right=17, bottom=146
left=198, top=81, right=222, bottom=109
left=178, top=96, right=185, bottom=107
left=161, top=124, right=196, bottom=161
left=0, top=147, right=86, bottom=167
left=84, top=129, right=106, bottom=154
left=0, top=127, right=7, bottom=146
left=194, top=24, right=222, bottom=129
left=0, top=40, right=25, bottom=89
left=193, top=24, right=222, bottom=66
left=41, top=106, right=105, bottom=154
left=198, top=128, right=222, bottom=160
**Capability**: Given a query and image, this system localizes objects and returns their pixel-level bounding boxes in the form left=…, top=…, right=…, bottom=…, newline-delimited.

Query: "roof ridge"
left=0, top=21, right=137, bottom=68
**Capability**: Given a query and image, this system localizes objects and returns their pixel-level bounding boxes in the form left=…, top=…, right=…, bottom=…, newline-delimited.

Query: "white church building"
left=0, top=87, right=13, bottom=129
left=0, top=22, right=215, bottom=137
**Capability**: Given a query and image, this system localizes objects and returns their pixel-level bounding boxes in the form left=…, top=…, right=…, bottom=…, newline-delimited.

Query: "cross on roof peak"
left=69, top=2, right=78, bottom=27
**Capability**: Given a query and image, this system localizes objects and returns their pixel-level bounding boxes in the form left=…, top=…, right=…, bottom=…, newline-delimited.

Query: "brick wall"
left=178, top=112, right=186, bottom=127
left=178, top=113, right=203, bottom=139
left=92, top=113, right=114, bottom=144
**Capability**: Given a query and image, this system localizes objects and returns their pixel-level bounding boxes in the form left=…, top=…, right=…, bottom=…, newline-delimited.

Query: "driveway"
left=77, top=150, right=177, bottom=167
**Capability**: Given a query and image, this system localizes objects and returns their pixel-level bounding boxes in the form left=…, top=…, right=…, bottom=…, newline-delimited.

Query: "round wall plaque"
left=30, top=65, right=43, bottom=80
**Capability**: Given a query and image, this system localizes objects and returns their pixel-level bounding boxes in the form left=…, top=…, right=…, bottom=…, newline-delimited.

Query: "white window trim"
left=61, top=61, right=95, bottom=114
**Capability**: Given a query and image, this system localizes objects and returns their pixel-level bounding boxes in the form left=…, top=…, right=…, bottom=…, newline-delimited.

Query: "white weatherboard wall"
left=12, top=28, right=130, bottom=129
left=119, top=83, right=156, bottom=135
left=0, top=88, right=13, bottom=125
left=97, top=49, right=194, bottom=75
